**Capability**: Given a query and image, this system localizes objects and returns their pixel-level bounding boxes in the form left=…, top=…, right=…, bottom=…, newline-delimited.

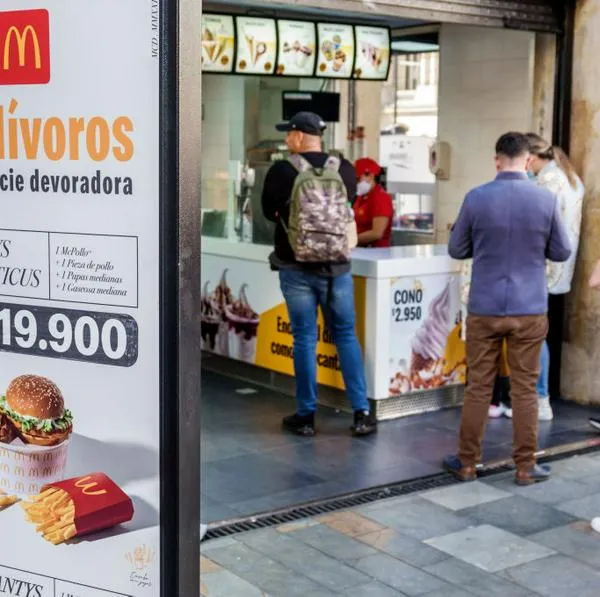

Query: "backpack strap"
left=288, top=153, right=313, bottom=173
left=324, top=155, right=341, bottom=171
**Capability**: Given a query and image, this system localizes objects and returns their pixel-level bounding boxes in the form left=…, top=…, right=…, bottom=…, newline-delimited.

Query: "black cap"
left=276, top=112, right=327, bottom=136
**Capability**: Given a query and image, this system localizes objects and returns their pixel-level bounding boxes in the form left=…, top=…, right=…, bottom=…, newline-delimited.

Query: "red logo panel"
left=0, top=9, right=50, bottom=85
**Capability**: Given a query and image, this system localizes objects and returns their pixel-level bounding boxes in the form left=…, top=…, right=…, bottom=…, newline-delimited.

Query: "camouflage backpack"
left=284, top=154, right=354, bottom=262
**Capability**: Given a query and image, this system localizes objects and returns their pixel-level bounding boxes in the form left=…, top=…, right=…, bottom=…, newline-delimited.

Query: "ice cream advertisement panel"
left=202, top=254, right=366, bottom=389
left=353, top=26, right=391, bottom=80
left=316, top=23, right=354, bottom=79
left=235, top=16, right=277, bottom=75
left=0, top=3, right=160, bottom=596
left=202, top=14, right=235, bottom=73
left=276, top=20, right=317, bottom=77
left=389, top=275, right=466, bottom=396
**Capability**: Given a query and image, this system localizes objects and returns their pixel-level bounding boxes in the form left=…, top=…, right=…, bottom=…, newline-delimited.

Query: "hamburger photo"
left=0, top=375, right=73, bottom=447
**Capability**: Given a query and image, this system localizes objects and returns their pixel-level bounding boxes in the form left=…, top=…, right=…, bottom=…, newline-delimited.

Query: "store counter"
left=201, top=238, right=466, bottom=417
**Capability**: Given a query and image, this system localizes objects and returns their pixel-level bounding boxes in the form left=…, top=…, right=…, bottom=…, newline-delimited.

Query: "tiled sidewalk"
left=201, top=453, right=600, bottom=597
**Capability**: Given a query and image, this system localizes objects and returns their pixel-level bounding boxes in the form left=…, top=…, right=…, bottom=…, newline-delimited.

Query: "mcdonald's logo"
left=0, top=9, right=50, bottom=85
left=74, top=476, right=108, bottom=496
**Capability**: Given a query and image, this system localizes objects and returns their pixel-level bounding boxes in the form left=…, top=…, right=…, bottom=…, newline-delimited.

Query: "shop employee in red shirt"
left=353, top=158, right=394, bottom=248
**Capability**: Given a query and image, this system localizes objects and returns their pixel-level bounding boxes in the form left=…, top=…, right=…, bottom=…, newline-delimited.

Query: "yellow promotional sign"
left=255, top=277, right=366, bottom=389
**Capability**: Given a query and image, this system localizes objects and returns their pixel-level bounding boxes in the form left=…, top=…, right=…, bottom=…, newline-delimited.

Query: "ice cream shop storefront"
left=199, top=0, right=473, bottom=420
left=198, top=1, right=595, bottom=529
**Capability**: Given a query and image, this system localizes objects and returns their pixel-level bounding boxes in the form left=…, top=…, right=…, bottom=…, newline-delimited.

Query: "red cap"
left=355, top=158, right=381, bottom=178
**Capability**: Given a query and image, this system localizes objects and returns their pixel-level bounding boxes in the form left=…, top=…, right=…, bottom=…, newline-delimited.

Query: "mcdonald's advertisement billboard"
left=0, top=2, right=162, bottom=596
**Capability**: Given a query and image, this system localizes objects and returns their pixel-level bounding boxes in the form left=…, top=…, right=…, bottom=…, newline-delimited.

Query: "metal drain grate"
left=202, top=437, right=600, bottom=542
left=203, top=473, right=457, bottom=541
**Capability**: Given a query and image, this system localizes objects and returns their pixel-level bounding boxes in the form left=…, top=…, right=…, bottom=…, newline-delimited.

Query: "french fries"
left=21, top=487, right=77, bottom=545
left=0, top=489, right=18, bottom=509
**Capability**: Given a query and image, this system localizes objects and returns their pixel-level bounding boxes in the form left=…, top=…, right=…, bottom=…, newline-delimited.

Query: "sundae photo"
left=201, top=281, right=221, bottom=352
left=200, top=270, right=234, bottom=356
left=354, top=40, right=386, bottom=78
left=225, top=284, right=260, bottom=363
left=277, top=39, right=314, bottom=74
left=0, top=375, right=73, bottom=497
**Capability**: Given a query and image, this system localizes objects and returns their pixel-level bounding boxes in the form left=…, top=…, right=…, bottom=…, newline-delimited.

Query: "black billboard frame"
left=159, top=0, right=201, bottom=596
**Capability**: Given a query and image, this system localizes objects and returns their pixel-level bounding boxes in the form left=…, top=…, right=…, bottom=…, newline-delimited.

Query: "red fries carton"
left=44, top=472, right=134, bottom=537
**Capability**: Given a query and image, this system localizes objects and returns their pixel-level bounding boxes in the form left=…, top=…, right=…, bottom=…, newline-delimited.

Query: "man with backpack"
left=261, top=111, right=377, bottom=438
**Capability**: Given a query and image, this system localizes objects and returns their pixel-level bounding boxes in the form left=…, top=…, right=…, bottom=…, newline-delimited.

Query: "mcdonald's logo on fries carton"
left=0, top=9, right=50, bottom=86
left=41, top=473, right=134, bottom=540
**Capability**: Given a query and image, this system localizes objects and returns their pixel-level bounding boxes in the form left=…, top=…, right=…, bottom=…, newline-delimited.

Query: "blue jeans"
left=536, top=341, right=550, bottom=399
left=279, top=270, right=369, bottom=416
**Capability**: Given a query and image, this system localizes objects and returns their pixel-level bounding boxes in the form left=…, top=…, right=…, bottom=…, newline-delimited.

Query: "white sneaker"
left=489, top=403, right=512, bottom=419
left=591, top=518, right=600, bottom=534
left=489, top=405, right=505, bottom=418
left=538, top=397, right=554, bottom=421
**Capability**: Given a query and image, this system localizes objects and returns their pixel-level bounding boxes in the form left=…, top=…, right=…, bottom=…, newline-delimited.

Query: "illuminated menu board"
left=354, top=26, right=391, bottom=80
left=316, top=23, right=355, bottom=79
left=200, top=15, right=393, bottom=81
left=276, top=20, right=317, bottom=77
left=201, top=14, right=235, bottom=73
left=235, top=16, right=277, bottom=75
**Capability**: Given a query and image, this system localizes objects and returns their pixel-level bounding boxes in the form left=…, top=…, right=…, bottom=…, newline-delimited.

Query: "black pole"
left=549, top=0, right=576, bottom=400
left=160, top=0, right=201, bottom=595
left=552, top=0, right=575, bottom=153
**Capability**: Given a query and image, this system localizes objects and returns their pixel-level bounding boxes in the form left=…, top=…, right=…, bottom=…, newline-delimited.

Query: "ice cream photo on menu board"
left=236, top=16, right=277, bottom=75
left=201, top=270, right=260, bottom=363
left=388, top=276, right=466, bottom=396
left=316, top=23, right=354, bottom=78
left=276, top=20, right=316, bottom=76
left=354, top=26, right=390, bottom=80
left=202, top=14, right=235, bottom=72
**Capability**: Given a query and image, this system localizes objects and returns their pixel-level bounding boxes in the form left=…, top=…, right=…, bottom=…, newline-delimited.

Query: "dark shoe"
left=515, top=464, right=551, bottom=486
left=282, top=413, right=316, bottom=437
left=443, top=454, right=477, bottom=482
left=351, top=411, right=377, bottom=437
left=590, top=418, right=600, bottom=432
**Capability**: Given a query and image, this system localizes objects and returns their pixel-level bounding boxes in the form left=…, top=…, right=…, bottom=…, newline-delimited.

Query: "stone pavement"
left=201, top=452, right=600, bottom=597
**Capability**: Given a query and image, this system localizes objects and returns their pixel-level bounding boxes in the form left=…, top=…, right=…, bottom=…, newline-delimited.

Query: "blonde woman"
left=526, top=133, right=584, bottom=421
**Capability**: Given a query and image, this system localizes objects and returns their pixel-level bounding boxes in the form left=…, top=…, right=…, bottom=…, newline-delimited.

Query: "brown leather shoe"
left=515, top=464, right=551, bottom=486
left=443, top=455, right=477, bottom=482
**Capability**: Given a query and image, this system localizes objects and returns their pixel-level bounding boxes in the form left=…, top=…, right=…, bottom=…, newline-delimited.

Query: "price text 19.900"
left=0, top=302, right=137, bottom=366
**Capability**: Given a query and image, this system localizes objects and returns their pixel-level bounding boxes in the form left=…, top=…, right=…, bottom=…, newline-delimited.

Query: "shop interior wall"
left=201, top=74, right=376, bottom=222
left=434, top=24, right=536, bottom=241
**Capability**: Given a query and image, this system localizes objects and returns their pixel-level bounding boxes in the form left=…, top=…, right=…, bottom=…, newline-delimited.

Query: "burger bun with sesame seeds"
left=0, top=375, right=73, bottom=447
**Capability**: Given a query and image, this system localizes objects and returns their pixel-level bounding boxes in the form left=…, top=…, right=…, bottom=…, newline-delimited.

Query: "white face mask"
left=356, top=181, right=372, bottom=196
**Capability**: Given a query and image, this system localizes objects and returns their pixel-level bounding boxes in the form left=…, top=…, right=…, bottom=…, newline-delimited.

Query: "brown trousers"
left=459, top=314, right=548, bottom=471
